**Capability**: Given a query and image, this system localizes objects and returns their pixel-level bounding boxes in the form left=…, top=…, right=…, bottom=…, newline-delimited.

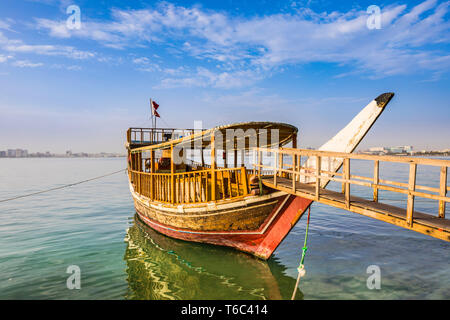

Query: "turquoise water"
left=0, top=158, right=449, bottom=299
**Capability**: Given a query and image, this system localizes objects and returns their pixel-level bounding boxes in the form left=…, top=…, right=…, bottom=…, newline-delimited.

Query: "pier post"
left=292, top=156, right=296, bottom=191
left=279, top=151, right=284, bottom=178
left=344, top=158, right=350, bottom=209
left=439, top=166, right=447, bottom=219
left=292, top=135, right=297, bottom=189
left=406, top=163, right=417, bottom=227
left=315, top=156, right=321, bottom=200
left=274, top=151, right=279, bottom=187
left=373, top=160, right=379, bottom=202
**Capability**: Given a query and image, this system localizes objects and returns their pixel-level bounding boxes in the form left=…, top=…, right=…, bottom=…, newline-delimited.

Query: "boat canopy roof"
left=131, top=121, right=298, bottom=153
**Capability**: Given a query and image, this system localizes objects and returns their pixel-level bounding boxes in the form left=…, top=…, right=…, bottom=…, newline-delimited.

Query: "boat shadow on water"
left=124, top=214, right=302, bottom=300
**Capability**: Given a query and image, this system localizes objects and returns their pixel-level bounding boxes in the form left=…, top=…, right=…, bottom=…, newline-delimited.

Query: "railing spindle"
left=241, top=167, right=249, bottom=196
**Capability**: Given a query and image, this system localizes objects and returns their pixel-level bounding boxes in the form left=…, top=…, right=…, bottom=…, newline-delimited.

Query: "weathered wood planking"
left=133, top=195, right=279, bottom=231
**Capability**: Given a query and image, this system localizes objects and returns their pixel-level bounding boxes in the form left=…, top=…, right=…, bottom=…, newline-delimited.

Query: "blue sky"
left=0, top=0, right=449, bottom=153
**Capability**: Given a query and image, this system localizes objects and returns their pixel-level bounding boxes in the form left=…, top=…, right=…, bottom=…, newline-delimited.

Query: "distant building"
left=369, top=147, right=387, bottom=153
left=362, top=146, right=414, bottom=155
left=403, top=146, right=413, bottom=153
left=14, top=149, right=28, bottom=157
left=7, top=149, right=29, bottom=157
left=386, top=146, right=413, bottom=154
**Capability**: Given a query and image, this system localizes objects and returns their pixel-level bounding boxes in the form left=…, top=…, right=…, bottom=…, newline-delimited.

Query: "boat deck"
left=261, top=176, right=450, bottom=241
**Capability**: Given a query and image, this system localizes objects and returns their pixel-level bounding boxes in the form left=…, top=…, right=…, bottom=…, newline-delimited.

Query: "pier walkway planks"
left=261, top=176, right=450, bottom=241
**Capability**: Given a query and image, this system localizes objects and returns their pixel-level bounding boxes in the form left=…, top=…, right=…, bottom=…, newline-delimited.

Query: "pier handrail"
left=260, top=147, right=450, bottom=167
left=254, top=147, right=450, bottom=227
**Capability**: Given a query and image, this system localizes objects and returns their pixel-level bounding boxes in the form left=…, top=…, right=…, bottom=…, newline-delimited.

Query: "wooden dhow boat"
left=126, top=93, right=395, bottom=259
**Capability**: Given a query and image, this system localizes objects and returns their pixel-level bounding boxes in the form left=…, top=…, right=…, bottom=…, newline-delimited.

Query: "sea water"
left=0, top=157, right=448, bottom=299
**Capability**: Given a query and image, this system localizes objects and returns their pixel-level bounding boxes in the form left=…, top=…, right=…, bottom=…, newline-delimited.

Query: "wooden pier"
left=255, top=147, right=450, bottom=241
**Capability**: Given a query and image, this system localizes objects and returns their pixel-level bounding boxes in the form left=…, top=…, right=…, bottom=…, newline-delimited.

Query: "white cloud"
left=157, top=67, right=262, bottom=89
left=5, top=43, right=95, bottom=59
left=131, top=56, right=162, bottom=72
left=132, top=57, right=151, bottom=65
left=162, top=66, right=186, bottom=75
left=0, top=54, right=13, bottom=63
left=34, top=1, right=450, bottom=82
left=50, top=63, right=82, bottom=71
left=0, top=18, right=16, bottom=33
left=0, top=30, right=96, bottom=61
left=12, top=60, right=44, bottom=68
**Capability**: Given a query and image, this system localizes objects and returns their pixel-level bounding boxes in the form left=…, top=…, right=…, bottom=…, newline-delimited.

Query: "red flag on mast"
left=151, top=100, right=160, bottom=118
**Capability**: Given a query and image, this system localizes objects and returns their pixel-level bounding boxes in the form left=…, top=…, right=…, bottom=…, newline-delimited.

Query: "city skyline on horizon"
left=0, top=0, right=449, bottom=153
left=1, top=143, right=449, bottom=156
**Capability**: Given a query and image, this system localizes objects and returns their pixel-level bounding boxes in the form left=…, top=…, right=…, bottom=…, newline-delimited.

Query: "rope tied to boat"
left=291, top=205, right=311, bottom=300
left=0, top=168, right=126, bottom=203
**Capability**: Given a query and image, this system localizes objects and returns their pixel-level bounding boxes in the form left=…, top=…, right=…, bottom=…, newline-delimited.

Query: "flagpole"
left=150, top=98, right=155, bottom=129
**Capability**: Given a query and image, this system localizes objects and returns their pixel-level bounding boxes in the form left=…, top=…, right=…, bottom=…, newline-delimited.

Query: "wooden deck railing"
left=129, top=167, right=249, bottom=204
left=127, top=128, right=197, bottom=146
left=254, top=147, right=450, bottom=226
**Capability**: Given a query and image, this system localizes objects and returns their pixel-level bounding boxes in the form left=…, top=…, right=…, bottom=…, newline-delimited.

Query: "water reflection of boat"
left=124, top=215, right=302, bottom=300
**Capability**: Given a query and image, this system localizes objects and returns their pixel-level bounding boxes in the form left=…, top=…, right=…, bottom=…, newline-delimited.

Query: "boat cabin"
left=126, top=122, right=298, bottom=205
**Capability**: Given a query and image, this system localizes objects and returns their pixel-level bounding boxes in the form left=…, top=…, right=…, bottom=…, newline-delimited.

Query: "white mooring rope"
left=0, top=168, right=126, bottom=203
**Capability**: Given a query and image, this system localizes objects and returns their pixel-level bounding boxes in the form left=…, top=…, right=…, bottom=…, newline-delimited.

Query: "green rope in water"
left=291, top=206, right=311, bottom=300
left=300, top=209, right=310, bottom=266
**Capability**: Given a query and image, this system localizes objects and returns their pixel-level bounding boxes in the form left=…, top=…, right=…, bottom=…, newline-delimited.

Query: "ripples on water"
left=0, top=158, right=448, bottom=299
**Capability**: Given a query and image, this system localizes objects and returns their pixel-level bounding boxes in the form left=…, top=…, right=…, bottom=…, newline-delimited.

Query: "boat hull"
left=132, top=187, right=312, bottom=259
